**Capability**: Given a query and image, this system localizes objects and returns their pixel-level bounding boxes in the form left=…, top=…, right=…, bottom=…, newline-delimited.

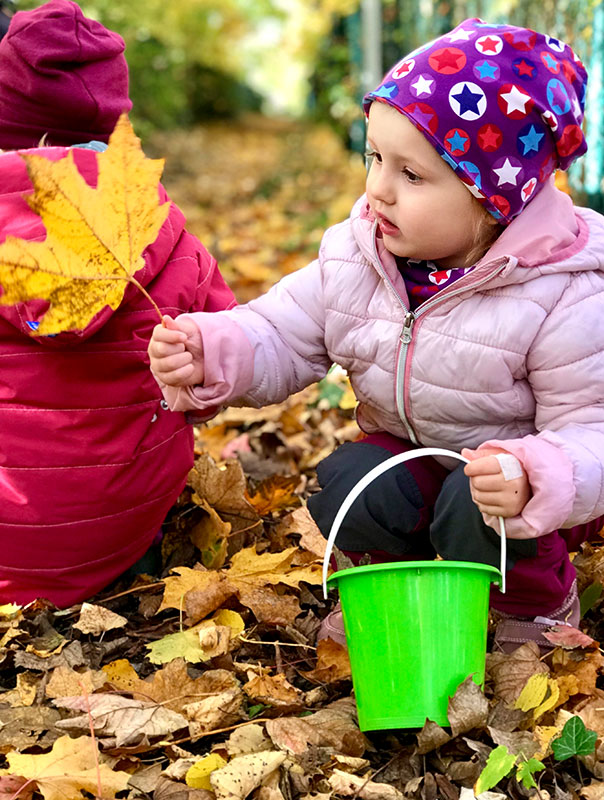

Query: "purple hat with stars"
left=363, top=18, right=588, bottom=224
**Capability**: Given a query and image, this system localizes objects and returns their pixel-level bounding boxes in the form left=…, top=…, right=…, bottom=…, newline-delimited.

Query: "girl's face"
left=366, top=102, right=496, bottom=269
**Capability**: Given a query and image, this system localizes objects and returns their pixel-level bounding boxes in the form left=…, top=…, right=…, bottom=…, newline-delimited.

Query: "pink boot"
left=493, top=579, right=580, bottom=654
left=317, top=602, right=347, bottom=646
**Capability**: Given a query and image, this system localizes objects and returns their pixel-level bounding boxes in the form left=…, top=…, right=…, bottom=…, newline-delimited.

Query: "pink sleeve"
left=159, top=312, right=254, bottom=418
left=477, top=434, right=576, bottom=539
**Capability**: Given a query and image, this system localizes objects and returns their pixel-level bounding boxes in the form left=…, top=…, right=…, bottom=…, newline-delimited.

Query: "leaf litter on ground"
left=1, top=116, right=604, bottom=799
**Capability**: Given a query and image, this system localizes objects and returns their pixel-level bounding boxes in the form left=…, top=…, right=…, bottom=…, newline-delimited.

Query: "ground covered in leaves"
left=2, top=118, right=604, bottom=800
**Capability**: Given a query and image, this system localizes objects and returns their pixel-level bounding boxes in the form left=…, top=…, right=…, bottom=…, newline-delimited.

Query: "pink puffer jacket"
left=0, top=145, right=235, bottom=606
left=161, top=178, right=604, bottom=541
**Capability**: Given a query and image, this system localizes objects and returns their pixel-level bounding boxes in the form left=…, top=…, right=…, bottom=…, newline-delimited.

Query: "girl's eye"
left=403, top=167, right=421, bottom=183
left=364, top=149, right=382, bottom=168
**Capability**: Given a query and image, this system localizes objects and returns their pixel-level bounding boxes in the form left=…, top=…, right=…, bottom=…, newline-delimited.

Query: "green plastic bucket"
left=322, top=447, right=505, bottom=731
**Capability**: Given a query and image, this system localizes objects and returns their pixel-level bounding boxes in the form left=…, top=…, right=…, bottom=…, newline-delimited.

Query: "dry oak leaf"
left=303, top=637, right=351, bottom=684
left=0, top=735, right=130, bottom=800
left=103, top=658, right=217, bottom=713
left=189, top=498, right=231, bottom=570
left=158, top=566, right=235, bottom=618
left=274, top=506, right=327, bottom=559
left=0, top=670, right=40, bottom=707
left=53, top=693, right=187, bottom=747
left=245, top=474, right=301, bottom=515
left=486, top=641, right=549, bottom=704
left=226, top=723, right=271, bottom=756
left=184, top=687, right=245, bottom=735
left=266, top=697, right=366, bottom=757
left=448, top=675, right=489, bottom=737
left=0, top=114, right=169, bottom=335
left=73, top=602, right=127, bottom=636
left=210, top=750, right=286, bottom=800
left=243, top=672, right=304, bottom=707
left=237, top=587, right=301, bottom=626
left=154, top=775, right=214, bottom=800
left=188, top=453, right=259, bottom=525
left=328, top=769, right=404, bottom=799
left=45, top=664, right=107, bottom=699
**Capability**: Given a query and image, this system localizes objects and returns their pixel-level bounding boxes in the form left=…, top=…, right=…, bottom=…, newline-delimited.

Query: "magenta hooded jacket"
left=0, top=145, right=235, bottom=606
left=160, top=178, right=604, bottom=542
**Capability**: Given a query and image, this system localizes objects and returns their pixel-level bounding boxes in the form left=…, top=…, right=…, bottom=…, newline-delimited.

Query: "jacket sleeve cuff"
left=159, top=313, right=255, bottom=415
left=477, top=434, right=576, bottom=539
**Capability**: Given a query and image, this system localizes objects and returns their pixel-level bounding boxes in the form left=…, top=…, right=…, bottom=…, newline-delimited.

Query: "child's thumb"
left=162, top=315, right=178, bottom=330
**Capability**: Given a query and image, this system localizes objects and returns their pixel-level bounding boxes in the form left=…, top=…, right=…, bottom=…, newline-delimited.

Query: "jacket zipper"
left=366, top=221, right=510, bottom=440
left=395, top=259, right=509, bottom=441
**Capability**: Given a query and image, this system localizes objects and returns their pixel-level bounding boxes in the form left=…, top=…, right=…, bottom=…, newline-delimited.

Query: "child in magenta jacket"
left=149, top=20, right=604, bottom=651
left=0, top=0, right=235, bottom=607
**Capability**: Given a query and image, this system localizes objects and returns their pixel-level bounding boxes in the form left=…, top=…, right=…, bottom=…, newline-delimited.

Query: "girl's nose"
left=368, top=163, right=395, bottom=204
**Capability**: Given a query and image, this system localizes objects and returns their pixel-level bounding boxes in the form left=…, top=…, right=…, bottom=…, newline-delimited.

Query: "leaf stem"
left=128, top=274, right=163, bottom=323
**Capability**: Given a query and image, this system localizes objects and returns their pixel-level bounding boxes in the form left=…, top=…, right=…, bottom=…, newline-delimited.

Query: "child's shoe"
left=317, top=602, right=347, bottom=646
left=492, top=580, right=580, bottom=654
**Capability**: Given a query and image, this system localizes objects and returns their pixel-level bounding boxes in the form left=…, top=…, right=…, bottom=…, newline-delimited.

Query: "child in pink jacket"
left=0, top=0, right=235, bottom=607
left=149, top=19, right=604, bottom=652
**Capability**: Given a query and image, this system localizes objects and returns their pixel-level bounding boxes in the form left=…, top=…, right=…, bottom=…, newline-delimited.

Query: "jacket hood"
left=0, top=145, right=181, bottom=344
left=350, top=177, right=604, bottom=294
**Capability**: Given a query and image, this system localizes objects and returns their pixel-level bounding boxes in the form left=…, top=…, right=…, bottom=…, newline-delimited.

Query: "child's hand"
left=148, top=315, right=204, bottom=387
left=461, top=447, right=531, bottom=518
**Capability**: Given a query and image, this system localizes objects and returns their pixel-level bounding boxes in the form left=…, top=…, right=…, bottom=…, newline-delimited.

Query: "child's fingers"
left=151, top=322, right=188, bottom=345
left=463, top=455, right=502, bottom=477
left=156, top=363, right=196, bottom=386
left=153, top=351, right=193, bottom=375
left=470, top=473, right=506, bottom=492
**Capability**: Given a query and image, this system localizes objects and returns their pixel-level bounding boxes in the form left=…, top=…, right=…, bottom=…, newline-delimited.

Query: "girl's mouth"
left=376, top=214, right=400, bottom=236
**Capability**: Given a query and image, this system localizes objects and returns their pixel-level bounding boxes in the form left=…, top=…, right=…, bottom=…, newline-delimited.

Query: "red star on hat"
left=515, top=59, right=535, bottom=77
left=429, top=47, right=466, bottom=74
left=477, top=36, right=500, bottom=54
left=478, top=123, right=503, bottom=152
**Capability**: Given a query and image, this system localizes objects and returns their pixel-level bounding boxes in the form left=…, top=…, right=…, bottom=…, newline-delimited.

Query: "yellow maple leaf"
left=0, top=114, right=169, bottom=335
left=0, top=735, right=130, bottom=800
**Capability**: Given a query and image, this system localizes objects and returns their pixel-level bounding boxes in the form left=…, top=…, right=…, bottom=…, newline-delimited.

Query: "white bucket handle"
left=321, top=447, right=506, bottom=598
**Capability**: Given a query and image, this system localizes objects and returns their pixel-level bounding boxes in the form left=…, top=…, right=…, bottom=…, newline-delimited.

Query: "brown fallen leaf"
left=184, top=687, right=245, bottom=735
left=189, top=497, right=231, bottom=570
left=415, top=719, right=451, bottom=754
left=1, top=671, right=40, bottom=707
left=188, top=453, right=260, bottom=531
left=154, top=775, right=214, bottom=800
left=73, top=603, right=128, bottom=636
left=448, top=675, right=489, bottom=737
left=275, top=506, right=327, bottom=559
left=53, top=694, right=188, bottom=747
left=486, top=641, right=549, bottom=704
left=303, top=637, right=351, bottom=683
left=158, top=567, right=231, bottom=617
left=0, top=735, right=130, bottom=800
left=210, top=750, right=286, bottom=800
left=243, top=672, right=304, bottom=707
left=238, top=587, right=301, bottom=625
left=45, top=664, right=107, bottom=699
left=328, top=769, right=404, bottom=799
left=551, top=646, right=604, bottom=695
left=0, top=706, right=62, bottom=753
left=246, top=474, right=301, bottom=515
left=226, top=723, right=271, bottom=755
left=266, top=697, right=366, bottom=757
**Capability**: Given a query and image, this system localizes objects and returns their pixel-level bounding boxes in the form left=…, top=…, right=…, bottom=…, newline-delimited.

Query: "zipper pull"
left=401, top=311, right=415, bottom=344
